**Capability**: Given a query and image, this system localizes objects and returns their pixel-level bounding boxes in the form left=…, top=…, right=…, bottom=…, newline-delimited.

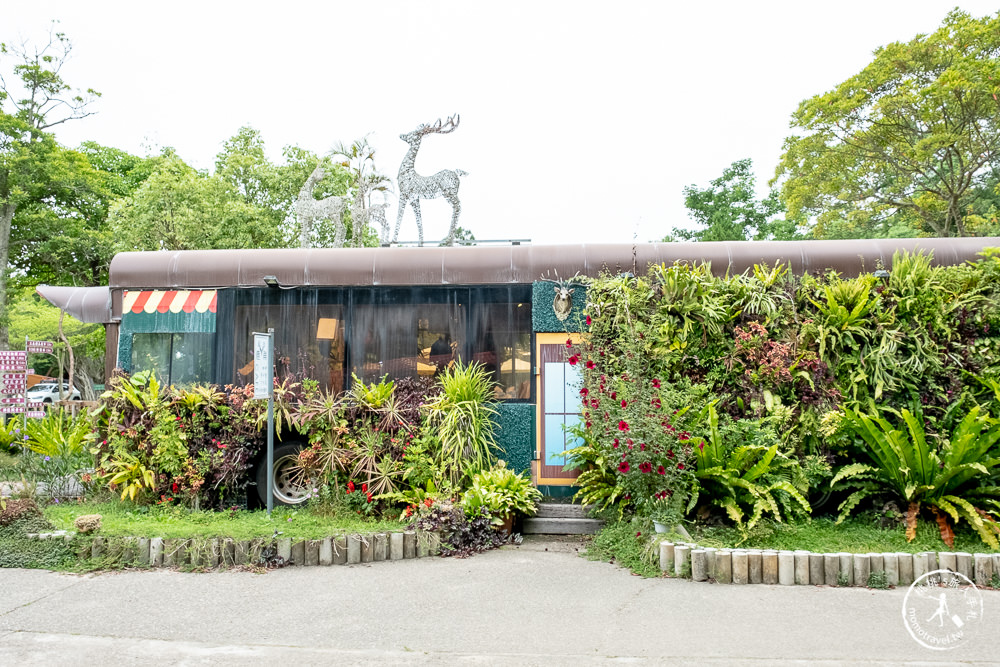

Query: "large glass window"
left=233, top=304, right=346, bottom=392
left=131, top=333, right=214, bottom=386
left=219, top=286, right=531, bottom=400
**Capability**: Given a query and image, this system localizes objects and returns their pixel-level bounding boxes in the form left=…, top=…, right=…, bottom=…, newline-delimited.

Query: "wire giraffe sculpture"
left=393, top=114, right=467, bottom=246
left=295, top=166, right=347, bottom=248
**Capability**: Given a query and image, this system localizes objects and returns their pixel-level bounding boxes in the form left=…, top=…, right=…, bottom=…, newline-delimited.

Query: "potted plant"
left=645, top=490, right=690, bottom=538
left=461, top=460, right=542, bottom=533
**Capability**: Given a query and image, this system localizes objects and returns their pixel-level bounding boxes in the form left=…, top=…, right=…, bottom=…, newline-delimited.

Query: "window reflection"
left=132, top=333, right=213, bottom=386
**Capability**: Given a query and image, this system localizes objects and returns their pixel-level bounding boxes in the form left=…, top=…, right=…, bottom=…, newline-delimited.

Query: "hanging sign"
left=26, top=340, right=54, bottom=354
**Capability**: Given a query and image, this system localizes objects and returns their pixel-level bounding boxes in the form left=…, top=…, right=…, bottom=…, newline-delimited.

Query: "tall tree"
left=664, top=159, right=789, bottom=242
left=0, top=26, right=99, bottom=346
left=774, top=10, right=1000, bottom=238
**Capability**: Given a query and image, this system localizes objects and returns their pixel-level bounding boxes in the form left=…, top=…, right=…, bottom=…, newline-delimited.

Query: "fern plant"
left=833, top=405, right=1000, bottom=548
left=692, top=405, right=811, bottom=532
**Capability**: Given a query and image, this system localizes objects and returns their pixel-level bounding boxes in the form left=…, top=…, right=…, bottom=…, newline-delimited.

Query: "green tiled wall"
left=532, top=282, right=588, bottom=333
left=493, top=402, right=534, bottom=475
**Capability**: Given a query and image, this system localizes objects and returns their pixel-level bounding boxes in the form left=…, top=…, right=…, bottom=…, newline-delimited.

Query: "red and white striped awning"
left=123, top=290, right=217, bottom=315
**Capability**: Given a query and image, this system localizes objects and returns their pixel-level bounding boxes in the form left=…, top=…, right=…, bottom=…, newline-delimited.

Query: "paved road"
left=0, top=537, right=995, bottom=665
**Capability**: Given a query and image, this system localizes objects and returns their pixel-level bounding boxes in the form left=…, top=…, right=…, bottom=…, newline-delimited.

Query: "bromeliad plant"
left=833, top=405, right=1000, bottom=548
left=461, top=460, right=541, bottom=525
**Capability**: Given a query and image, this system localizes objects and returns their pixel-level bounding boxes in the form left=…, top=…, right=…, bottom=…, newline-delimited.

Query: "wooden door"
left=535, top=333, right=584, bottom=484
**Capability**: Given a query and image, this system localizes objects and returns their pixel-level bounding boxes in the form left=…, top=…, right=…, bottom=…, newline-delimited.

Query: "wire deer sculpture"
left=393, top=114, right=467, bottom=246
left=295, top=166, right=347, bottom=248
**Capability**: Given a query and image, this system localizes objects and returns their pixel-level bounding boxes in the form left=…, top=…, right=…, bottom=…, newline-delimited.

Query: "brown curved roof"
left=107, top=238, right=1000, bottom=290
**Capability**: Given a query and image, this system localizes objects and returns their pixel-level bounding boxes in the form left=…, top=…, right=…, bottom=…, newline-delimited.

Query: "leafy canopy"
left=774, top=9, right=1000, bottom=238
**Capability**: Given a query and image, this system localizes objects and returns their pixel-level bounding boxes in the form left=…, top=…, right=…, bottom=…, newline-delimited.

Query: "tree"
left=774, top=10, right=1000, bottom=238
left=0, top=26, right=99, bottom=346
left=330, top=135, right=391, bottom=246
left=664, top=159, right=789, bottom=242
left=108, top=151, right=289, bottom=251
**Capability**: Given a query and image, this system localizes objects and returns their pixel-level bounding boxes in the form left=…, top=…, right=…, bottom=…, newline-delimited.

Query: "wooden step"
left=535, top=503, right=592, bottom=519
left=522, top=517, right=604, bottom=535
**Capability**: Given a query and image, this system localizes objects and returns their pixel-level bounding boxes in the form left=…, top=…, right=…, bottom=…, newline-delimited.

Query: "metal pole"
left=266, top=329, right=275, bottom=517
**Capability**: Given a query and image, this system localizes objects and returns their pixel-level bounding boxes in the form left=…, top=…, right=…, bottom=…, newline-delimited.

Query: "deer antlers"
left=418, top=114, right=460, bottom=135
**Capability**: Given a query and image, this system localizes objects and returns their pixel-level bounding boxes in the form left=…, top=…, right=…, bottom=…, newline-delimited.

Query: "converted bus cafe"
left=37, top=238, right=998, bottom=504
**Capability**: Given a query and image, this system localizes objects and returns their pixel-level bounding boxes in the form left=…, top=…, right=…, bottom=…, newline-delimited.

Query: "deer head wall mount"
left=539, top=272, right=584, bottom=322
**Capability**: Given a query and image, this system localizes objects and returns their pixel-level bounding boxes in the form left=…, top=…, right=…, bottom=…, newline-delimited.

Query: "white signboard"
left=253, top=332, right=272, bottom=400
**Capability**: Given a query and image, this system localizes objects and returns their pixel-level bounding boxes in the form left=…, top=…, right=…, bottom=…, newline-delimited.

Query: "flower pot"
left=499, top=513, right=514, bottom=535
left=653, top=520, right=668, bottom=534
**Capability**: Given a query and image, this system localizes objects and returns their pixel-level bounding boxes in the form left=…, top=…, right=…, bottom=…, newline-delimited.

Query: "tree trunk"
left=0, top=202, right=14, bottom=350
left=58, top=310, right=76, bottom=400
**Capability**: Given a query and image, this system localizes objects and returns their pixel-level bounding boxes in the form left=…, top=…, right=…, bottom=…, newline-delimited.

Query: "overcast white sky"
left=5, top=2, right=999, bottom=244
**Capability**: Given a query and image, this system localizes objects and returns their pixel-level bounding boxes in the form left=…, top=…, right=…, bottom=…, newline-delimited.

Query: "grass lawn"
left=44, top=500, right=407, bottom=541
left=688, top=516, right=1000, bottom=554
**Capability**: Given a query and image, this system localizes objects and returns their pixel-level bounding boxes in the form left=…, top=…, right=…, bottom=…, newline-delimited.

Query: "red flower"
left=621, top=399, right=627, bottom=408
left=618, top=461, right=630, bottom=473
left=651, top=398, right=661, bottom=409
left=657, top=465, right=666, bottom=475
left=362, top=483, right=368, bottom=493
left=586, top=314, right=592, bottom=326
left=347, top=481, right=355, bottom=493
left=171, top=483, right=179, bottom=492
left=568, top=354, right=579, bottom=365
left=668, top=449, right=675, bottom=459
left=566, top=338, right=573, bottom=349
left=366, top=492, right=373, bottom=503
left=617, top=420, right=630, bottom=432
left=677, top=463, right=685, bottom=470
left=636, top=531, right=642, bottom=537
left=640, top=443, right=646, bottom=451
left=424, top=497, right=434, bottom=507
left=585, top=360, right=595, bottom=369
left=580, top=387, right=589, bottom=397
left=652, top=378, right=661, bottom=388
left=639, top=462, right=652, bottom=473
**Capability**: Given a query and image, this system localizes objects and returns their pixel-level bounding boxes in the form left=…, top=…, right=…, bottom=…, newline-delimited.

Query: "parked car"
left=26, top=382, right=81, bottom=402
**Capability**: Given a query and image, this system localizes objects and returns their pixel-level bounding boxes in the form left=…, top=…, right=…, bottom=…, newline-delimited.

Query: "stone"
left=222, top=538, right=236, bottom=567
left=897, top=553, right=914, bottom=586
left=731, top=550, right=748, bottom=585
left=824, top=553, right=839, bottom=586
left=868, top=553, right=883, bottom=574
left=319, top=538, right=333, bottom=566
left=853, top=554, right=870, bottom=587
left=955, top=552, right=973, bottom=580
left=923, top=552, right=940, bottom=583
left=403, top=531, right=417, bottom=559
left=188, top=541, right=203, bottom=568
left=762, top=551, right=778, bottom=585
left=747, top=550, right=762, bottom=584
left=883, top=553, right=899, bottom=587
left=838, top=553, right=853, bottom=586
left=715, top=551, right=732, bottom=584
left=389, top=533, right=404, bottom=561
left=207, top=539, right=220, bottom=568
left=291, top=541, right=306, bottom=566
left=162, top=539, right=176, bottom=566
left=74, top=514, right=102, bottom=534
left=778, top=551, right=795, bottom=586
left=277, top=538, right=292, bottom=562
left=703, top=547, right=717, bottom=579
left=348, top=535, right=362, bottom=564
left=793, top=551, right=810, bottom=585
left=912, top=551, right=928, bottom=582
left=306, top=540, right=321, bottom=566
left=374, top=534, right=388, bottom=562
left=137, top=538, right=150, bottom=567
left=236, top=540, right=251, bottom=565
left=974, top=553, right=993, bottom=587
left=91, top=536, right=104, bottom=560
left=939, top=552, right=957, bottom=585
left=659, top=542, right=674, bottom=572
left=674, top=545, right=691, bottom=578
left=335, top=536, right=349, bottom=564
left=809, top=553, right=824, bottom=586
left=122, top=537, right=138, bottom=565
left=691, top=550, right=708, bottom=582
left=149, top=537, right=163, bottom=567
